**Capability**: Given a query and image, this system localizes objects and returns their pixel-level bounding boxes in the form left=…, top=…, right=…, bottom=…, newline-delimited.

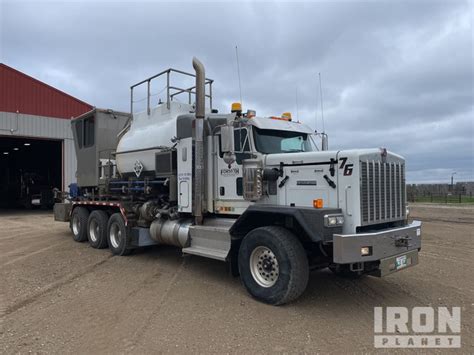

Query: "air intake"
left=360, top=160, right=406, bottom=225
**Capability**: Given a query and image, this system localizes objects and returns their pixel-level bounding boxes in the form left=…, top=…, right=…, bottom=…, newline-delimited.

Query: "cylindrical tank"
left=149, top=218, right=192, bottom=247
left=116, top=101, right=193, bottom=176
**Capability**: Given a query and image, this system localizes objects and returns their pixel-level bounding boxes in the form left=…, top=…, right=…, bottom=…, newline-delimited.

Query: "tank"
left=116, top=101, right=194, bottom=176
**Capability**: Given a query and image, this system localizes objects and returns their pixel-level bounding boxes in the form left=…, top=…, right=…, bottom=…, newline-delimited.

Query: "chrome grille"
left=360, top=160, right=406, bottom=225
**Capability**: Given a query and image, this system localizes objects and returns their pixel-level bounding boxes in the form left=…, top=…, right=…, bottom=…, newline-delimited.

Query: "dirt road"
left=1, top=205, right=472, bottom=353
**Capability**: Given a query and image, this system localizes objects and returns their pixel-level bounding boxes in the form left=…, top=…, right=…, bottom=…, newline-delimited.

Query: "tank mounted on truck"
left=55, top=57, right=422, bottom=305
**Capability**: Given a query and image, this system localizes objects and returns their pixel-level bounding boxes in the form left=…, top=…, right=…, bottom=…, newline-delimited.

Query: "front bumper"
left=332, top=221, right=422, bottom=275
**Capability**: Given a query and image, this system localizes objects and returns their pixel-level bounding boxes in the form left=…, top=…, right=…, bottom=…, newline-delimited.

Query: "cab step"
left=182, top=219, right=233, bottom=261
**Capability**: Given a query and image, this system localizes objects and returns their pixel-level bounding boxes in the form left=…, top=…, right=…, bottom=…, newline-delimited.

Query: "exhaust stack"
left=192, top=57, right=205, bottom=224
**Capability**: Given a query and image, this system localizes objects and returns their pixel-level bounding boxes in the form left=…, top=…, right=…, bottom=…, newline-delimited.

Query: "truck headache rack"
left=130, top=68, right=214, bottom=114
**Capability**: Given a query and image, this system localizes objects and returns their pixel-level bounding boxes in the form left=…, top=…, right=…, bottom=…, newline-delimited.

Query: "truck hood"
left=264, top=148, right=404, bottom=166
left=264, top=150, right=337, bottom=166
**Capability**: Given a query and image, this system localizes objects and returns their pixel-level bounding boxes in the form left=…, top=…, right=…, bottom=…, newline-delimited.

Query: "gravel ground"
left=0, top=204, right=472, bottom=354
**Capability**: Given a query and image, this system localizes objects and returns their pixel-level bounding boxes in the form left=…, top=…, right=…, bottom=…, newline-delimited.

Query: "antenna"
left=319, top=72, right=325, bottom=133
left=296, top=87, right=299, bottom=122
left=235, top=45, right=243, bottom=106
left=314, top=84, right=318, bottom=132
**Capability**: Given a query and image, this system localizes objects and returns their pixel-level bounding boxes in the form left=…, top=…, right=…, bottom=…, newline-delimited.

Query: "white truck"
left=54, top=58, right=422, bottom=305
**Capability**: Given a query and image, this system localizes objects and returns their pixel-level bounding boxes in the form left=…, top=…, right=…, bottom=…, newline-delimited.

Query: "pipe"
left=192, top=57, right=205, bottom=224
left=109, top=180, right=165, bottom=184
left=193, top=57, right=205, bottom=119
left=109, top=187, right=145, bottom=191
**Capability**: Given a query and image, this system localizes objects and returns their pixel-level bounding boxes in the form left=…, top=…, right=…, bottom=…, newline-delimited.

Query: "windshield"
left=253, top=128, right=315, bottom=154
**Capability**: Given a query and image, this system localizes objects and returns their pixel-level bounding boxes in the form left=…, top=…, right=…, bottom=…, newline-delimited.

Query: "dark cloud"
left=1, top=0, right=472, bottom=183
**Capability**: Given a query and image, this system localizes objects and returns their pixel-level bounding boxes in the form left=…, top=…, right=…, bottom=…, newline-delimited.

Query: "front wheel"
left=238, top=226, right=309, bottom=305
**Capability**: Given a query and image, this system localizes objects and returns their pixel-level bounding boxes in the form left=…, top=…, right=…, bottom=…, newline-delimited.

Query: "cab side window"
left=73, top=117, right=95, bottom=149
left=234, top=129, right=251, bottom=164
left=83, top=117, right=95, bottom=148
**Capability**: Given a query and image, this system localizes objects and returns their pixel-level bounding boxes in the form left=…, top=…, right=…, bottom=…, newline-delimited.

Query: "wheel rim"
left=89, top=219, right=99, bottom=242
left=109, top=222, right=121, bottom=249
left=72, top=215, right=80, bottom=235
left=250, top=246, right=279, bottom=288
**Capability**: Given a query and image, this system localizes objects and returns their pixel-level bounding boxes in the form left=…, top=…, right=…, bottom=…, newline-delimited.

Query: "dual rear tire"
left=106, top=213, right=132, bottom=256
left=70, top=208, right=131, bottom=255
left=70, top=207, right=89, bottom=242
left=87, top=210, right=109, bottom=249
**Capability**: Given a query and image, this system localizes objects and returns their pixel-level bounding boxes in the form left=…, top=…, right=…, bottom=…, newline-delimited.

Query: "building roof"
left=0, top=63, right=93, bottom=119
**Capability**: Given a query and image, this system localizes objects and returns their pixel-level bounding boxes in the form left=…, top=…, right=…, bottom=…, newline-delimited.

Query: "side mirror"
left=220, top=125, right=234, bottom=153
left=221, top=125, right=236, bottom=166
left=321, top=133, right=329, bottom=151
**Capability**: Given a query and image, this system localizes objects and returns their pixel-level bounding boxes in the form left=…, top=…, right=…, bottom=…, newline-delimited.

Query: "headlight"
left=361, top=246, right=372, bottom=256
left=324, top=214, right=344, bottom=227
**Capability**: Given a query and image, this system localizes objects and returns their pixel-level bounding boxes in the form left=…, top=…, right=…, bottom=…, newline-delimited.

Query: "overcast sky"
left=1, top=0, right=473, bottom=183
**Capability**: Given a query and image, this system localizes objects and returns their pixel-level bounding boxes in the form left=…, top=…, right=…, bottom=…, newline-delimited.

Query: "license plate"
left=395, top=255, right=408, bottom=269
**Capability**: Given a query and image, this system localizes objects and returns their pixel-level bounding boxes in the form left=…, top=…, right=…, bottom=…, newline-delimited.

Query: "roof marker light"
left=231, top=102, right=242, bottom=113
left=281, top=112, right=292, bottom=121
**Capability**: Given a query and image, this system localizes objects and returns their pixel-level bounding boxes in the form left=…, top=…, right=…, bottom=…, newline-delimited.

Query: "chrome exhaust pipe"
left=193, top=57, right=205, bottom=120
left=192, top=57, right=205, bottom=224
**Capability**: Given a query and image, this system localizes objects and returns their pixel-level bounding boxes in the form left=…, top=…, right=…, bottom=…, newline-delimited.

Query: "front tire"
left=238, top=226, right=309, bottom=305
left=87, top=210, right=109, bottom=249
left=70, top=207, right=89, bottom=242
left=107, top=213, right=132, bottom=256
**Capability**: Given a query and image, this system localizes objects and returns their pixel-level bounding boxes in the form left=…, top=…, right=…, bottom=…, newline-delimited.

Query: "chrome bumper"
left=332, top=220, right=422, bottom=264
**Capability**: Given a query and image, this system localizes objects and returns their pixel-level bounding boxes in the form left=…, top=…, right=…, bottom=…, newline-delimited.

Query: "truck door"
left=215, top=127, right=252, bottom=213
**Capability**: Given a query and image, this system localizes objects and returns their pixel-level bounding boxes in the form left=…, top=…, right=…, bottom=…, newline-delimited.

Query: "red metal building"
left=0, top=63, right=93, bottom=207
left=0, top=63, right=92, bottom=118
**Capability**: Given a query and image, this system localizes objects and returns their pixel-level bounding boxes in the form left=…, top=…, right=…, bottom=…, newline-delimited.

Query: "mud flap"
left=54, top=203, right=72, bottom=222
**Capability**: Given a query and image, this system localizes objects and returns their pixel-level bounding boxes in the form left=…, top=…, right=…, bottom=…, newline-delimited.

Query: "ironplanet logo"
left=374, top=307, right=461, bottom=348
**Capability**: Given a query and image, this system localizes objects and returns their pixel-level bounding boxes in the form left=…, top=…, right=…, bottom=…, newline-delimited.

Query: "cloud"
left=1, top=0, right=472, bottom=183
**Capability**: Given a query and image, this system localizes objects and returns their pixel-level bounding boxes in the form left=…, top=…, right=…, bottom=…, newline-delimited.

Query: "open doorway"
left=0, top=136, right=62, bottom=209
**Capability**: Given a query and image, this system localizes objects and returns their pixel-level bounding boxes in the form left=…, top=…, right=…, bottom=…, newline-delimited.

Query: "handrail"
left=130, top=68, right=213, bottom=114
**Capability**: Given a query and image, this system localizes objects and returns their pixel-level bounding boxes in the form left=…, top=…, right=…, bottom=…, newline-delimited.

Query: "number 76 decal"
left=339, top=157, right=353, bottom=176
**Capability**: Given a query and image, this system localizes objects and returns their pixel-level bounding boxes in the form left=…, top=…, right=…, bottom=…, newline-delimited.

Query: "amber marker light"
left=313, top=199, right=323, bottom=208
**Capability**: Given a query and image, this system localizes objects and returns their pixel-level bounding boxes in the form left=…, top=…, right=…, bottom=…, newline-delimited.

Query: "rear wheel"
left=238, top=226, right=309, bottom=305
left=70, top=207, right=89, bottom=242
left=107, top=213, right=132, bottom=256
left=87, top=210, right=109, bottom=249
